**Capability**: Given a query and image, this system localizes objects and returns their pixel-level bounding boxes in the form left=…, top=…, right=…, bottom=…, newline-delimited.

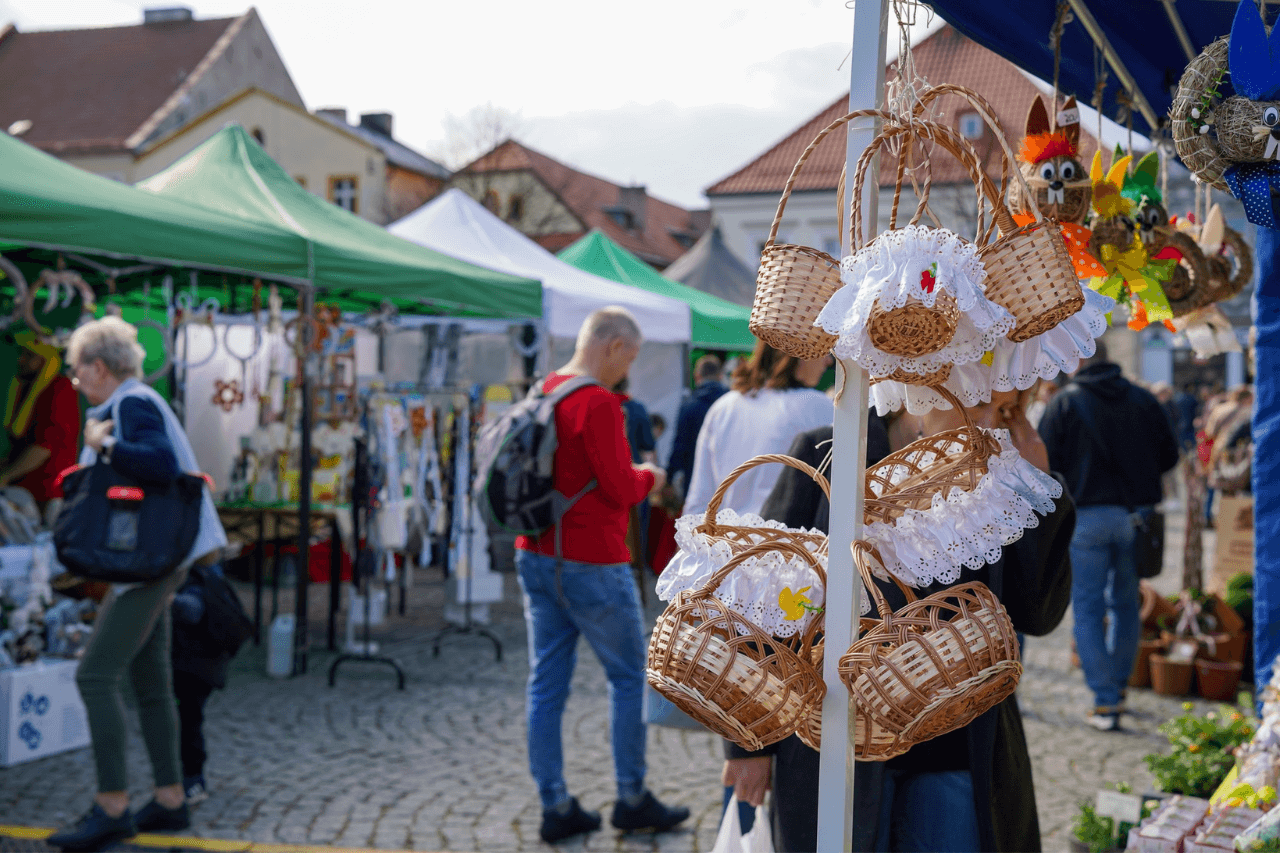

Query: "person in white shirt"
left=681, top=341, right=834, bottom=518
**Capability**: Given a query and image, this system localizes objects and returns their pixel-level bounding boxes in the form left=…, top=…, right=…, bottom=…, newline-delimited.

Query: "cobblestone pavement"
left=0, top=509, right=1240, bottom=852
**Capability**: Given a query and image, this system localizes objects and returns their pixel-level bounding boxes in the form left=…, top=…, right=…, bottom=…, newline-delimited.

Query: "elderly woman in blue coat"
left=48, top=317, right=227, bottom=853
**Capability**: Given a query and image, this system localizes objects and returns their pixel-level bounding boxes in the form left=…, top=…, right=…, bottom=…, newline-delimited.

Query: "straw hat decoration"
left=1171, top=0, right=1280, bottom=229
left=868, top=89, right=1112, bottom=416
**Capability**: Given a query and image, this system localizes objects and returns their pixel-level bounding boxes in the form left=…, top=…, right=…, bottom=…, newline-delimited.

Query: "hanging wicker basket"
left=836, top=541, right=1021, bottom=761
left=647, top=539, right=827, bottom=752
left=695, top=454, right=830, bottom=556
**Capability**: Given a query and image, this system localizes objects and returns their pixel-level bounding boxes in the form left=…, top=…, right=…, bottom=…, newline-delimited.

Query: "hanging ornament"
left=212, top=379, right=245, bottom=412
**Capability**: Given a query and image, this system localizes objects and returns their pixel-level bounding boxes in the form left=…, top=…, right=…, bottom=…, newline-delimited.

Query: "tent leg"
left=294, top=286, right=314, bottom=676
left=815, top=1, right=886, bottom=849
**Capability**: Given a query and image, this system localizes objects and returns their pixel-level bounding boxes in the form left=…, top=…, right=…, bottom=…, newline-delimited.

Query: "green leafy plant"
left=1144, top=703, right=1255, bottom=797
left=1072, top=783, right=1156, bottom=853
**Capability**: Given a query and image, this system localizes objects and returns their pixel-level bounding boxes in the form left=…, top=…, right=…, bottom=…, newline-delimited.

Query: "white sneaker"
left=184, top=778, right=209, bottom=805
left=1085, top=711, right=1121, bottom=732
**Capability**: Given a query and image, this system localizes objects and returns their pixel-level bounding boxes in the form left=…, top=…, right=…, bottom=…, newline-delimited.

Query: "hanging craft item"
left=837, top=541, right=1021, bottom=761
left=647, top=539, right=827, bottom=751
left=0, top=256, right=32, bottom=332
left=657, top=454, right=830, bottom=637
left=211, top=379, right=244, bottom=412
left=1187, top=203, right=1253, bottom=305
left=170, top=291, right=221, bottom=370
left=816, top=117, right=1016, bottom=382
left=1171, top=0, right=1280, bottom=227
left=222, top=321, right=265, bottom=406
left=1087, top=152, right=1176, bottom=331
left=861, top=383, right=1062, bottom=587
left=24, top=265, right=97, bottom=341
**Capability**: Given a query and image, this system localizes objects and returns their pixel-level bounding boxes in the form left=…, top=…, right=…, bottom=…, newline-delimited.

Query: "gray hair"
left=66, top=316, right=146, bottom=379
left=575, top=306, right=641, bottom=352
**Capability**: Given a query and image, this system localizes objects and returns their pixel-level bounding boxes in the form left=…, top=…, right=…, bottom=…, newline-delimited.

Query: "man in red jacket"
left=0, top=331, right=79, bottom=517
left=514, top=307, right=690, bottom=843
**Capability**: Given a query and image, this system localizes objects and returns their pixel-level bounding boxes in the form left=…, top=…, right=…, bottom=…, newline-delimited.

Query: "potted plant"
left=1144, top=703, right=1255, bottom=797
left=1069, top=783, right=1156, bottom=853
left=1130, top=630, right=1166, bottom=689
left=1149, top=652, right=1195, bottom=696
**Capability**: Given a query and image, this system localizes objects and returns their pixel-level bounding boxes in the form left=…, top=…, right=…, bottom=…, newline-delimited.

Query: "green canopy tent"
left=557, top=229, right=755, bottom=352
left=136, top=126, right=542, bottom=320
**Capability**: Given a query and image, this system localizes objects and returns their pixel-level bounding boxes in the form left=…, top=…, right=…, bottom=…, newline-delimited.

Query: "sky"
left=0, top=1, right=1136, bottom=209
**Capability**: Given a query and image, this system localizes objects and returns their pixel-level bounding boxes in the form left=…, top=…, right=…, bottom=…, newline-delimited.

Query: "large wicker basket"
left=694, top=454, right=830, bottom=556
left=647, top=539, right=826, bottom=751
left=836, top=541, right=1022, bottom=761
left=751, top=109, right=901, bottom=360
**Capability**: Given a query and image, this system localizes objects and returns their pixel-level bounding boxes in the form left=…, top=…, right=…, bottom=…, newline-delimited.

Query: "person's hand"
left=638, top=462, right=666, bottom=494
left=721, top=757, right=772, bottom=807
left=84, top=418, right=114, bottom=452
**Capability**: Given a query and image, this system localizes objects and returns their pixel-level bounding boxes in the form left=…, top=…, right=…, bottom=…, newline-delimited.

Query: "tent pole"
left=1066, top=0, right=1162, bottom=131
left=1158, top=0, right=1199, bottom=62
left=294, top=246, right=316, bottom=676
left=815, top=1, right=886, bottom=850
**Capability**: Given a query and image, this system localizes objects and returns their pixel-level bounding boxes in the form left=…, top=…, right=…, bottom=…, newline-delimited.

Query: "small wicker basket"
left=695, top=454, right=830, bottom=556
left=910, top=84, right=1084, bottom=341
left=647, top=539, right=827, bottom=751
left=837, top=541, right=1022, bottom=761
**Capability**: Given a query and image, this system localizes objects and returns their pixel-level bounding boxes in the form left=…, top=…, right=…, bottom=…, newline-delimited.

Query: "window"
left=294, top=175, right=307, bottom=189
left=959, top=112, right=984, bottom=140
left=328, top=176, right=359, bottom=213
left=251, top=127, right=265, bottom=146
left=507, top=194, right=524, bottom=222
left=482, top=190, right=500, bottom=214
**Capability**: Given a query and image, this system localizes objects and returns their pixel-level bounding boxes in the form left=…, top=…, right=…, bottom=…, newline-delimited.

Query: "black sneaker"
left=539, top=796, right=601, bottom=843
left=46, top=803, right=135, bottom=852
left=134, top=799, right=191, bottom=832
left=610, top=791, right=690, bottom=833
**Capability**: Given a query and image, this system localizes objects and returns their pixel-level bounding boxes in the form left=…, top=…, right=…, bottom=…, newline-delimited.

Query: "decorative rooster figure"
left=1088, top=152, right=1176, bottom=331
left=1009, top=95, right=1106, bottom=279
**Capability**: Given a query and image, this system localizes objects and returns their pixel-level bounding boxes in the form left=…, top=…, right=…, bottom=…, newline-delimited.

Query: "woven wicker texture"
left=1151, top=228, right=1213, bottom=316
left=1171, top=37, right=1232, bottom=192
left=1203, top=227, right=1252, bottom=305
left=861, top=384, right=1001, bottom=527
left=751, top=108, right=901, bottom=360
left=836, top=541, right=1021, bottom=761
left=909, top=84, right=1083, bottom=341
left=697, top=454, right=830, bottom=556
left=646, top=539, right=827, bottom=751
left=873, top=362, right=953, bottom=387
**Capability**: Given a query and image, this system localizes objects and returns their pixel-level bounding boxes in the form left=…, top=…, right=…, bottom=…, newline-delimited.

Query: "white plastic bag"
left=712, top=795, right=774, bottom=853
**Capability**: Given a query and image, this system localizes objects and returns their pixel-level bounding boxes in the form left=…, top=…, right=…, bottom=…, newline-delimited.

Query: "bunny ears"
left=1121, top=150, right=1163, bottom=207
left=1018, top=95, right=1081, bottom=165
left=1091, top=151, right=1134, bottom=219
left=1230, top=0, right=1280, bottom=101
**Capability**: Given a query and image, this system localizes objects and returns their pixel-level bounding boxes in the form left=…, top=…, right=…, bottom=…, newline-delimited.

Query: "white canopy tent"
left=389, top=189, right=694, bottom=461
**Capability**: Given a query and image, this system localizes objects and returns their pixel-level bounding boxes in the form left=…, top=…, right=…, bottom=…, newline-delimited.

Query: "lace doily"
left=657, top=509, right=827, bottom=637
left=863, top=430, right=1062, bottom=587
left=816, top=225, right=1016, bottom=376
left=870, top=285, right=1115, bottom=415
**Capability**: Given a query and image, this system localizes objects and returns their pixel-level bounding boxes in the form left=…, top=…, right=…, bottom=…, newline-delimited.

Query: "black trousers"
left=172, top=670, right=214, bottom=780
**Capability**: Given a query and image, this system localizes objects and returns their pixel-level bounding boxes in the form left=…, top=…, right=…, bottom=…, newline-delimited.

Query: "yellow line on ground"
left=0, top=825, right=445, bottom=853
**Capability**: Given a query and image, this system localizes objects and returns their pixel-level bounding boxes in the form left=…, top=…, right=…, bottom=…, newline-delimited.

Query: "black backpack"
left=192, top=563, right=254, bottom=656
left=473, top=375, right=600, bottom=536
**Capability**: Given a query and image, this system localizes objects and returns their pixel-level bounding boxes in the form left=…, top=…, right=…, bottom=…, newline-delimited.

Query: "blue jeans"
left=873, top=769, right=980, bottom=852
left=1070, top=505, right=1142, bottom=710
left=516, top=551, right=647, bottom=811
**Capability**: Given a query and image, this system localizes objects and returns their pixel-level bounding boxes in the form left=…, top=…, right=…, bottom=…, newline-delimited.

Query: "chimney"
left=618, top=185, right=647, bottom=232
left=143, top=7, right=194, bottom=24
left=360, top=112, right=393, bottom=137
left=316, top=107, right=348, bottom=125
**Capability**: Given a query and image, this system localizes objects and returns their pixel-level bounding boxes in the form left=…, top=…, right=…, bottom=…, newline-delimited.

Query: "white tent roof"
left=388, top=188, right=691, bottom=343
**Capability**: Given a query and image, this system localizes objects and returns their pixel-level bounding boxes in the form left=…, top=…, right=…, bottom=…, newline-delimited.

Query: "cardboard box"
left=0, top=659, right=90, bottom=767
left=1211, top=496, right=1254, bottom=595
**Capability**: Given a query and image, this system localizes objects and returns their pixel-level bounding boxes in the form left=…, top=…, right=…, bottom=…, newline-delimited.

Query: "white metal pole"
left=814, top=0, right=888, bottom=850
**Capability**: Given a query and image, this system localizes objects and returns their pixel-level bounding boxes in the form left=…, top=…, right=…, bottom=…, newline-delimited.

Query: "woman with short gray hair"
left=48, top=317, right=226, bottom=852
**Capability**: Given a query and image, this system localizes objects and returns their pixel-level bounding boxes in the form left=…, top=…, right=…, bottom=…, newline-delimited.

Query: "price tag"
left=1096, top=789, right=1143, bottom=824
left=1057, top=106, right=1081, bottom=126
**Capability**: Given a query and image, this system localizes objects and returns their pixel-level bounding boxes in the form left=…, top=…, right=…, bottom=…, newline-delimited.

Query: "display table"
left=216, top=503, right=350, bottom=657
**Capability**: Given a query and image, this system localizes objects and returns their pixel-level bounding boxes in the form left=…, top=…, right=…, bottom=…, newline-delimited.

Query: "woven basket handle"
left=851, top=539, right=917, bottom=620
left=693, top=537, right=828, bottom=602
left=765, top=109, right=899, bottom=248
left=909, top=84, right=1043, bottom=231
left=701, top=453, right=831, bottom=536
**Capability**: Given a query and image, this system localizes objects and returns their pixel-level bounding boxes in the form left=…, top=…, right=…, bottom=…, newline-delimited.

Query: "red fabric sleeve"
left=578, top=391, right=654, bottom=507
left=33, top=377, right=79, bottom=453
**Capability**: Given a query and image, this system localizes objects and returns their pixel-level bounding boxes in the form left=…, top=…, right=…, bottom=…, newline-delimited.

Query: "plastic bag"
left=712, top=795, right=774, bottom=853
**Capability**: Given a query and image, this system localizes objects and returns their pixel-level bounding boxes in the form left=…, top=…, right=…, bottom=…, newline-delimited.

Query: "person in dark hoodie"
left=722, top=394, right=1075, bottom=853
left=665, top=355, right=728, bottom=501
left=1037, top=341, right=1178, bottom=732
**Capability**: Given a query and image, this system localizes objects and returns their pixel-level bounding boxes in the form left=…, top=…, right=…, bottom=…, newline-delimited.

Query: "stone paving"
left=0, top=509, right=1243, bottom=852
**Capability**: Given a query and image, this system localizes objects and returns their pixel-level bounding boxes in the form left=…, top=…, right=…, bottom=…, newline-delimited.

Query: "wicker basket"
left=836, top=541, right=1022, bottom=761
left=695, top=453, right=830, bottom=556
left=873, top=362, right=952, bottom=388
left=909, top=84, right=1084, bottom=341
left=862, top=384, right=1001, bottom=528
left=751, top=109, right=899, bottom=359
left=647, top=539, right=827, bottom=751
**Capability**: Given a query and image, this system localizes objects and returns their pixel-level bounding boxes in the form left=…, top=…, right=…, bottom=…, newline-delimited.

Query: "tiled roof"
left=316, top=113, right=451, bottom=180
left=705, top=24, right=1101, bottom=197
left=460, top=139, right=705, bottom=267
left=0, top=15, right=242, bottom=155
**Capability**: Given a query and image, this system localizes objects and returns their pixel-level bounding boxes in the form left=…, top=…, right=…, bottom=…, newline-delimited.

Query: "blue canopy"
left=923, top=0, right=1241, bottom=136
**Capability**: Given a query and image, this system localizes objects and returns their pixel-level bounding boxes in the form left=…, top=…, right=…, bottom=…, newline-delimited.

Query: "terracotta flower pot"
left=1130, top=638, right=1166, bottom=688
left=1195, top=658, right=1243, bottom=702
left=1141, top=582, right=1177, bottom=632
left=1199, top=631, right=1246, bottom=664
left=1150, top=653, right=1195, bottom=696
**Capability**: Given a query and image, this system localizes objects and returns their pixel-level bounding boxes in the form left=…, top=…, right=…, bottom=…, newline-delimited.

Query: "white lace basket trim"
left=863, top=430, right=1062, bottom=588
left=816, top=225, right=1016, bottom=375
left=870, top=285, right=1114, bottom=415
left=657, top=509, right=826, bottom=637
